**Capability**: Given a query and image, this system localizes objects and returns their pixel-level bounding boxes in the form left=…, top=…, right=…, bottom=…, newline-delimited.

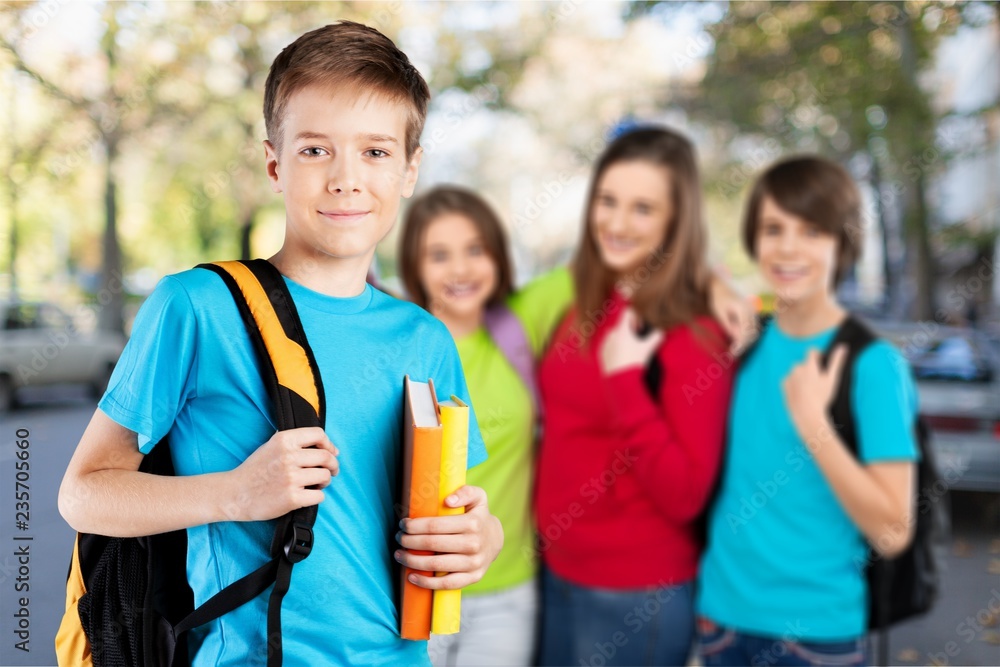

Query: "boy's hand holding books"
left=226, top=426, right=340, bottom=521
left=394, top=484, right=503, bottom=590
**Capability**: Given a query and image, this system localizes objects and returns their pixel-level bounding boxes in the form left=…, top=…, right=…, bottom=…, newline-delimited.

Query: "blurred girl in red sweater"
left=534, top=127, right=734, bottom=666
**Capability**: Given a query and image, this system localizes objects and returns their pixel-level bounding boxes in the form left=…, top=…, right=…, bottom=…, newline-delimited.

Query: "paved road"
left=0, top=393, right=997, bottom=666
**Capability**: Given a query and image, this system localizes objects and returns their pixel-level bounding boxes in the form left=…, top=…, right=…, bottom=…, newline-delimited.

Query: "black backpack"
left=56, top=259, right=326, bottom=667
left=817, top=315, right=944, bottom=664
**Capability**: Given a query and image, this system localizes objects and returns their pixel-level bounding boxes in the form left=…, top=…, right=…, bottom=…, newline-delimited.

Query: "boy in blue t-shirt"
left=58, top=22, right=502, bottom=666
left=696, top=156, right=919, bottom=667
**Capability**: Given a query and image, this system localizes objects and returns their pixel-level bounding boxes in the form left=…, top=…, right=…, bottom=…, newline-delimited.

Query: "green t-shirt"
left=457, top=266, right=573, bottom=594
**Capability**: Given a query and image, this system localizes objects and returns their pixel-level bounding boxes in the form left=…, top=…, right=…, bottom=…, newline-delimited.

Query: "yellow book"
left=431, top=396, right=469, bottom=635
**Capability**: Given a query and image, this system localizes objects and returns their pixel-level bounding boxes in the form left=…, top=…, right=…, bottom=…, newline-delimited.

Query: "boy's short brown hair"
left=264, top=21, right=430, bottom=158
left=743, top=156, right=863, bottom=285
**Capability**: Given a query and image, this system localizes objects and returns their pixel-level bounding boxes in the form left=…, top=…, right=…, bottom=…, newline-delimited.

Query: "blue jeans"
left=538, top=567, right=694, bottom=667
left=697, top=617, right=866, bottom=667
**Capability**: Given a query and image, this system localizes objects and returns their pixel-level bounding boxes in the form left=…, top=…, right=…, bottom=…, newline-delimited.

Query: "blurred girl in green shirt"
left=399, top=186, right=573, bottom=666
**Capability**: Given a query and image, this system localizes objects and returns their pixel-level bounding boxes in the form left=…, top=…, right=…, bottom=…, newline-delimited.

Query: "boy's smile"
left=264, top=84, right=421, bottom=285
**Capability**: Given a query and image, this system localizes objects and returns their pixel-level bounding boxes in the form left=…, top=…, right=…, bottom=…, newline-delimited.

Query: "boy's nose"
left=328, top=158, right=361, bottom=194
left=777, top=231, right=799, bottom=254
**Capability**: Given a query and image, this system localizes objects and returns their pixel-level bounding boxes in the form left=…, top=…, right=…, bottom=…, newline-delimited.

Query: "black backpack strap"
left=822, top=315, right=877, bottom=456
left=187, top=259, right=325, bottom=667
left=735, top=313, right=773, bottom=368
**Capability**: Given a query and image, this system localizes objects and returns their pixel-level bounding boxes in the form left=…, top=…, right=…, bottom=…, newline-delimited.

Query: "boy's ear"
left=401, top=146, right=423, bottom=199
left=263, top=140, right=283, bottom=194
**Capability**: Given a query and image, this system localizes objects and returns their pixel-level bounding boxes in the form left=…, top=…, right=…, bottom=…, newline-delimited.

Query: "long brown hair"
left=572, top=127, right=711, bottom=334
left=398, top=185, right=514, bottom=310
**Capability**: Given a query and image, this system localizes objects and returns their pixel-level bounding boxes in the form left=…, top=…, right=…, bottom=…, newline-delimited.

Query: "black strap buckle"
left=284, top=523, right=313, bottom=563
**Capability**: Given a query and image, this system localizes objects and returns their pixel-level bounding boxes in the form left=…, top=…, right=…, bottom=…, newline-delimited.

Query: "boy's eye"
left=301, top=147, right=328, bottom=157
left=366, top=149, right=390, bottom=159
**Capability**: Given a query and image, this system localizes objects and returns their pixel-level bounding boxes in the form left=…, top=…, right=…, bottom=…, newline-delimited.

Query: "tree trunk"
left=240, top=209, right=255, bottom=260
left=6, top=171, right=17, bottom=300
left=896, top=8, right=937, bottom=321
left=99, top=137, right=125, bottom=334
left=867, top=147, right=895, bottom=315
left=908, top=172, right=936, bottom=321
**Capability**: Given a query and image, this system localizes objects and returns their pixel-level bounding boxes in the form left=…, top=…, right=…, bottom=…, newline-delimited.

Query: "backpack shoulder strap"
left=824, top=314, right=878, bottom=457
left=183, top=259, right=325, bottom=667
left=735, top=313, right=774, bottom=367
left=199, top=259, right=325, bottom=429
left=483, top=303, right=540, bottom=412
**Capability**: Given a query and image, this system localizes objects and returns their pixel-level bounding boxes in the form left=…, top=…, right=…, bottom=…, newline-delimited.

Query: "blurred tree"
left=2, top=69, right=55, bottom=298
left=1, top=2, right=213, bottom=332
left=689, top=0, right=971, bottom=320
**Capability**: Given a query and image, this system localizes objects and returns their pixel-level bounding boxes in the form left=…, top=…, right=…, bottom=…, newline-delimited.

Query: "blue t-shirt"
left=696, top=318, right=918, bottom=640
left=99, top=268, right=486, bottom=667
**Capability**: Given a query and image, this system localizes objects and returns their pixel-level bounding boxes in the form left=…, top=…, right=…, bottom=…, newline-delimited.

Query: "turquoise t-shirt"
left=100, top=268, right=486, bottom=667
left=696, top=317, right=919, bottom=640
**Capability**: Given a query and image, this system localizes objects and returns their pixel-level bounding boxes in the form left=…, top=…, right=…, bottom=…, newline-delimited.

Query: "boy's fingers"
left=397, top=531, right=478, bottom=554
left=297, top=467, right=333, bottom=489
left=281, top=427, right=337, bottom=453
left=826, top=344, right=848, bottom=379
left=297, top=447, right=338, bottom=471
left=402, top=513, right=474, bottom=536
left=444, top=484, right=487, bottom=509
left=394, top=550, right=478, bottom=574
left=297, top=488, right=326, bottom=508
left=403, top=570, right=476, bottom=591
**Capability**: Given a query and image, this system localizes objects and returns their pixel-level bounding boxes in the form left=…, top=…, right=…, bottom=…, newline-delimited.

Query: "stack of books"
left=399, top=376, right=470, bottom=640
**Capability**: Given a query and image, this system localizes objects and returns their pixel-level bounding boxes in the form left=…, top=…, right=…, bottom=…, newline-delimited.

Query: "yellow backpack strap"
left=198, top=259, right=324, bottom=428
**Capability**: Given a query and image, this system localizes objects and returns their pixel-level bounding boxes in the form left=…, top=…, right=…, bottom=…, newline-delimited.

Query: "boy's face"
left=264, top=84, right=421, bottom=266
left=755, top=195, right=838, bottom=305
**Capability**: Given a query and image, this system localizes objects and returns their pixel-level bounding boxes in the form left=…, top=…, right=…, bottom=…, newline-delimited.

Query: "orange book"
left=399, top=376, right=443, bottom=640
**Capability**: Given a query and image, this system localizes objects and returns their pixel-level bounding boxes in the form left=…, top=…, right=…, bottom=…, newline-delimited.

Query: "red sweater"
left=534, top=293, right=733, bottom=588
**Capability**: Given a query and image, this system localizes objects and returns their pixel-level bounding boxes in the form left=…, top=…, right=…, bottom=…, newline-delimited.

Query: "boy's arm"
left=783, top=346, right=916, bottom=558
left=59, top=409, right=339, bottom=537
left=708, top=269, right=756, bottom=352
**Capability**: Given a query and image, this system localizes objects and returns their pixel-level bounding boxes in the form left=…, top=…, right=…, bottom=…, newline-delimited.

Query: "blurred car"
left=0, top=300, right=125, bottom=412
left=875, top=322, right=1000, bottom=493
